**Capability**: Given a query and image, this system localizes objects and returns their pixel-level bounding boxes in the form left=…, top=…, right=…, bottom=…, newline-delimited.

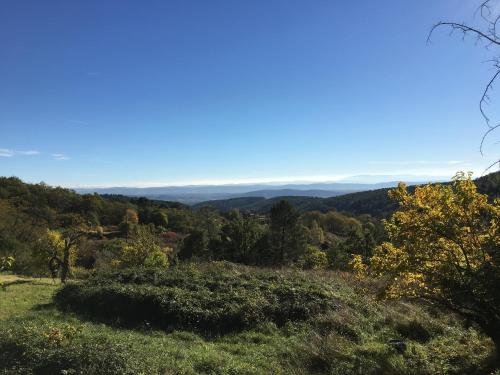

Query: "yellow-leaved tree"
left=0, top=256, right=15, bottom=289
left=120, top=225, right=170, bottom=268
left=371, top=172, right=500, bottom=356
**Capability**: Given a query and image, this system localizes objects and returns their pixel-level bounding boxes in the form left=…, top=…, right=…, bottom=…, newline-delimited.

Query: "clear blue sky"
left=0, top=0, right=497, bottom=187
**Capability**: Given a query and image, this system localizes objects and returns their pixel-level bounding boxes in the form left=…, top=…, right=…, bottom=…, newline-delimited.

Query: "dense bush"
left=0, top=323, right=139, bottom=375
left=55, top=262, right=337, bottom=335
left=296, top=245, right=328, bottom=269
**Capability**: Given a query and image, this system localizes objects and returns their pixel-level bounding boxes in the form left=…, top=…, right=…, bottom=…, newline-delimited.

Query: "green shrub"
left=55, top=262, right=337, bottom=335
left=0, top=323, right=138, bottom=375
left=296, top=245, right=328, bottom=270
left=394, top=318, right=433, bottom=343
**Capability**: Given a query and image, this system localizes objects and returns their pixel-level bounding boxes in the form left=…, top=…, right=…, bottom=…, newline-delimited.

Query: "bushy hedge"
left=55, top=262, right=337, bottom=334
left=0, top=323, right=138, bottom=375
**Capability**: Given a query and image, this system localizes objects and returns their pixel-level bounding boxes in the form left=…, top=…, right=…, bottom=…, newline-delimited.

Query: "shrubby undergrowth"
left=0, top=322, right=139, bottom=375
left=55, top=262, right=337, bottom=334
left=1, top=268, right=497, bottom=374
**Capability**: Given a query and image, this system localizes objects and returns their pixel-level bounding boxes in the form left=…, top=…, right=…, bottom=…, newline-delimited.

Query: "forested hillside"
left=1, top=173, right=499, bottom=374
left=195, top=171, right=500, bottom=217
left=0, top=175, right=386, bottom=277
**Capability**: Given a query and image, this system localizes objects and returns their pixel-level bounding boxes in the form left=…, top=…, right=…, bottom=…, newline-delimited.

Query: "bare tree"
left=429, top=0, right=500, bottom=171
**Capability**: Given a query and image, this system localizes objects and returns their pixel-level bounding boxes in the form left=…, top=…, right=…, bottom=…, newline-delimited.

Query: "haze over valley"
left=75, top=175, right=448, bottom=204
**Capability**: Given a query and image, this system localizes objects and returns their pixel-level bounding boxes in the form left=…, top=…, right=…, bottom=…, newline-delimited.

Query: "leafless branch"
left=428, top=22, right=500, bottom=46
left=429, top=0, right=500, bottom=171
left=479, top=68, right=500, bottom=126
left=480, top=123, right=500, bottom=155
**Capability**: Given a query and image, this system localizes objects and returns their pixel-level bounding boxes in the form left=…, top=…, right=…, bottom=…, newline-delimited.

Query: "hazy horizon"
left=0, top=171, right=461, bottom=189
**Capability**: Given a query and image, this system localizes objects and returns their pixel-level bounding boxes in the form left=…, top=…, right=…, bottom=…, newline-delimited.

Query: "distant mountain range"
left=73, top=172, right=499, bottom=217
left=191, top=171, right=500, bottom=217
left=75, top=176, right=446, bottom=204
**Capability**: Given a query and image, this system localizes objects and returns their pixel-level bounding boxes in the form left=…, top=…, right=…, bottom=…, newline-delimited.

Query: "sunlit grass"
left=0, top=274, right=59, bottom=321
left=0, top=268, right=496, bottom=374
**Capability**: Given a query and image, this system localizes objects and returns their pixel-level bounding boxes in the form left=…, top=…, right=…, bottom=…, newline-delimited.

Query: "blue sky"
left=0, top=0, right=498, bottom=187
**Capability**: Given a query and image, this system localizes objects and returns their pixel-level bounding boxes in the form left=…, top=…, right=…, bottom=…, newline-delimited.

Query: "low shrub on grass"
left=0, top=323, right=139, bottom=375
left=1, top=267, right=497, bottom=374
left=55, top=262, right=337, bottom=335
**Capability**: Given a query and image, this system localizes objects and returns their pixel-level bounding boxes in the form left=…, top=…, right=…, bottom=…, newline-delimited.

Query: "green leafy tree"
left=178, top=229, right=208, bottom=260
left=269, top=200, right=307, bottom=265
left=166, top=208, right=195, bottom=233
left=120, top=225, right=169, bottom=268
left=196, top=206, right=222, bottom=240
left=321, top=211, right=360, bottom=236
left=0, top=199, right=46, bottom=273
left=150, top=210, right=168, bottom=228
left=214, top=212, right=264, bottom=263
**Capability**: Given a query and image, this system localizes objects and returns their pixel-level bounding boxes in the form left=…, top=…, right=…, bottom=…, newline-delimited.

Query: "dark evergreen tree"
left=269, top=200, right=307, bottom=265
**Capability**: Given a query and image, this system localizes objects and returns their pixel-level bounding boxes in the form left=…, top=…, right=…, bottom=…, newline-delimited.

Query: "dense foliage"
left=372, top=173, right=500, bottom=358
left=0, top=176, right=386, bottom=278
left=0, top=177, right=180, bottom=277
left=0, top=323, right=138, bottom=375
left=55, top=263, right=337, bottom=334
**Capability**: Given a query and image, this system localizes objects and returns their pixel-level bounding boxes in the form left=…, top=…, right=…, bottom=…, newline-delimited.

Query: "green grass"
left=0, top=275, right=59, bottom=321
left=0, top=266, right=497, bottom=374
left=0, top=272, right=302, bottom=374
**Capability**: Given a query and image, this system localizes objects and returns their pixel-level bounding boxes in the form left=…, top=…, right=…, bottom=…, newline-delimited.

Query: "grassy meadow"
left=0, top=263, right=497, bottom=375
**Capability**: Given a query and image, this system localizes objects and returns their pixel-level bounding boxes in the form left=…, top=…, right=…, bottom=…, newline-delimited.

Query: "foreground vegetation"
left=55, top=264, right=336, bottom=334
left=0, top=173, right=498, bottom=374
left=1, top=263, right=496, bottom=375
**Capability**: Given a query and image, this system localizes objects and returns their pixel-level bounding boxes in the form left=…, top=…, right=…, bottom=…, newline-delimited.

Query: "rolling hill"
left=74, top=178, right=440, bottom=204
left=193, top=171, right=500, bottom=217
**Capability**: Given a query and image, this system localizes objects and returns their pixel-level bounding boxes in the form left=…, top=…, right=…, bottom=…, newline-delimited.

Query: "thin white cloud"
left=0, top=148, right=14, bottom=157
left=51, top=153, right=70, bottom=160
left=18, top=150, right=40, bottom=155
left=0, top=148, right=40, bottom=157
left=368, top=160, right=467, bottom=166
left=0, top=147, right=72, bottom=160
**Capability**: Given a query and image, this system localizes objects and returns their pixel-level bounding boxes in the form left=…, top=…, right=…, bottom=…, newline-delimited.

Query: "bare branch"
left=482, top=158, right=500, bottom=173
left=480, top=123, right=500, bottom=155
left=476, top=1, right=493, bottom=22
left=428, top=21, right=500, bottom=46
left=429, top=1, right=500, bottom=169
left=479, top=68, right=500, bottom=125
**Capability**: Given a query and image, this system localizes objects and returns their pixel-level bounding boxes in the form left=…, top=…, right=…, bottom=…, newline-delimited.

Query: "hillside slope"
left=194, top=171, right=500, bottom=217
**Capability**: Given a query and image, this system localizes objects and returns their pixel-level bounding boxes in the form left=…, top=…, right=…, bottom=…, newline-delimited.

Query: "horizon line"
left=67, top=172, right=459, bottom=190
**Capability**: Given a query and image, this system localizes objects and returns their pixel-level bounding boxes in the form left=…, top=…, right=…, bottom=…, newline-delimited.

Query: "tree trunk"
left=280, top=226, right=285, bottom=264
left=484, top=322, right=500, bottom=366
left=492, top=332, right=500, bottom=365
left=60, top=241, right=71, bottom=283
